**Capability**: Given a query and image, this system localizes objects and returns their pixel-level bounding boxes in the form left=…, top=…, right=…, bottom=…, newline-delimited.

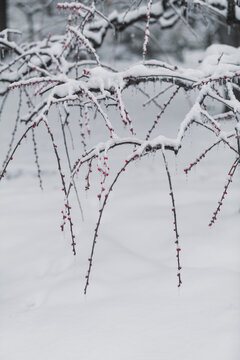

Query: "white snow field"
left=0, top=83, right=240, bottom=360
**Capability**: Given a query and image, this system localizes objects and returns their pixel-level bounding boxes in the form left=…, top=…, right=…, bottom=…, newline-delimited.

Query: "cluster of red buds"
left=57, top=2, right=94, bottom=30
left=34, top=84, right=49, bottom=97
left=77, top=106, right=91, bottom=151
left=201, top=112, right=222, bottom=135
left=64, top=40, right=71, bottom=50
left=184, top=133, right=237, bottom=175
left=80, top=7, right=95, bottom=27
left=184, top=149, right=209, bottom=174
left=125, top=154, right=140, bottom=165
left=60, top=203, right=77, bottom=255
left=97, top=185, right=107, bottom=201
left=84, top=106, right=91, bottom=136
left=83, top=69, right=90, bottom=76
left=68, top=27, right=99, bottom=63
left=215, top=112, right=235, bottom=122
left=8, top=79, right=61, bottom=92
left=193, top=73, right=240, bottom=89
left=114, top=88, right=135, bottom=134
left=50, top=97, right=80, bottom=106
left=61, top=203, right=71, bottom=229
left=72, top=157, right=83, bottom=174
left=96, top=155, right=110, bottom=193
left=213, top=86, right=222, bottom=98
left=84, top=161, right=92, bottom=190
left=57, top=3, right=89, bottom=12
left=213, top=125, right=221, bottom=133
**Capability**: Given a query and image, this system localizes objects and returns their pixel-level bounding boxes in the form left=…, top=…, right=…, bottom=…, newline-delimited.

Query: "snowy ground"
left=0, top=81, right=240, bottom=360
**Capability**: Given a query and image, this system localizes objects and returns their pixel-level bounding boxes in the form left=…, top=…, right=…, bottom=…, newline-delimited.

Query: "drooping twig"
left=146, top=86, right=180, bottom=140
left=59, top=108, right=84, bottom=221
left=208, top=158, right=239, bottom=227
left=0, top=121, right=39, bottom=181
left=162, top=150, right=182, bottom=287
left=184, top=134, right=236, bottom=174
left=31, top=127, right=43, bottom=190
left=84, top=156, right=137, bottom=294
left=0, top=92, right=9, bottom=122
left=43, top=121, right=77, bottom=255
left=1, top=89, right=22, bottom=170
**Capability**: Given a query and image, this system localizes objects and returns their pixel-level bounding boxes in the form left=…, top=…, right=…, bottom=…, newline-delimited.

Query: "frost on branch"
left=0, top=2, right=240, bottom=293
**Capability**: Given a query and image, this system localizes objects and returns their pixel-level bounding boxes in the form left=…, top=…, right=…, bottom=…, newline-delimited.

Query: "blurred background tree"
left=0, top=0, right=7, bottom=31
left=1, top=0, right=240, bottom=61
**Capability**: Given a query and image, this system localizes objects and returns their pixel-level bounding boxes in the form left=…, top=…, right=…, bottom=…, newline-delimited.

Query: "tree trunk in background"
left=217, top=24, right=240, bottom=110
left=0, top=0, right=7, bottom=31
